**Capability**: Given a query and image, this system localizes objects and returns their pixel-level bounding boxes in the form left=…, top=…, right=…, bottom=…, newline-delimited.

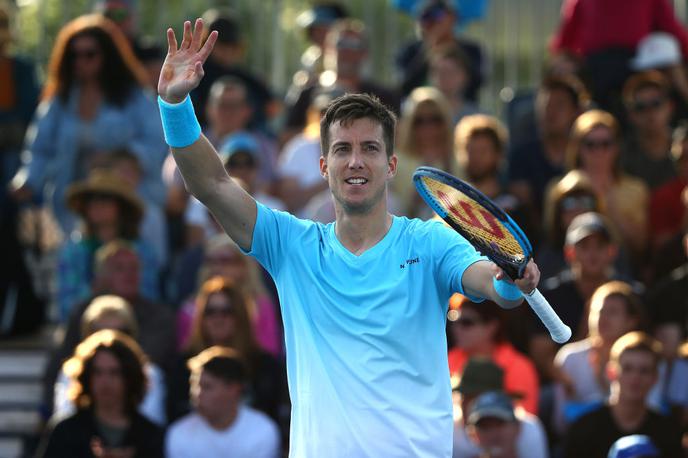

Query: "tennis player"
left=158, top=19, right=541, bottom=458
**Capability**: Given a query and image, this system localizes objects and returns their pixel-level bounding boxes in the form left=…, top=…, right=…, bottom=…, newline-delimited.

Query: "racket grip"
left=523, top=288, right=572, bottom=344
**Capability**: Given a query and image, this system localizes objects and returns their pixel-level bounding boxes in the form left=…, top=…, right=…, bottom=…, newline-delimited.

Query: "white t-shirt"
left=166, top=406, right=280, bottom=458
left=452, top=408, right=549, bottom=458
left=277, top=134, right=322, bottom=188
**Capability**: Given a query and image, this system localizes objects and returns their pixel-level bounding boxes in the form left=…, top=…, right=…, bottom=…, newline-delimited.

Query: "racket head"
left=413, top=166, right=533, bottom=279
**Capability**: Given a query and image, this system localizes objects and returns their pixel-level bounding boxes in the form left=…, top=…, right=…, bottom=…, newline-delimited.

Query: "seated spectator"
left=607, top=434, right=660, bottom=458
left=563, top=332, right=683, bottom=458
left=554, top=281, right=645, bottom=432
left=538, top=170, right=600, bottom=280
left=168, top=277, right=286, bottom=429
left=448, top=295, right=539, bottom=415
left=507, top=74, right=588, bottom=221
left=36, top=330, right=164, bottom=458
left=428, top=45, right=480, bottom=124
left=647, top=320, right=688, bottom=423
left=621, top=71, right=676, bottom=190
left=393, top=86, right=456, bottom=218
left=58, top=169, right=159, bottom=321
left=452, top=358, right=548, bottom=458
left=166, top=346, right=280, bottom=458
left=53, top=294, right=167, bottom=426
left=565, top=110, right=649, bottom=260
left=465, top=391, right=523, bottom=458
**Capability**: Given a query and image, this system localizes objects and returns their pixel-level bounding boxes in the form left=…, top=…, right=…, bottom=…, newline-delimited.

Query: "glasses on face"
left=631, top=97, right=666, bottom=113
left=413, top=114, right=444, bottom=127
left=581, top=137, right=615, bottom=151
left=71, top=48, right=101, bottom=61
left=204, top=305, right=233, bottom=318
left=560, top=195, right=595, bottom=212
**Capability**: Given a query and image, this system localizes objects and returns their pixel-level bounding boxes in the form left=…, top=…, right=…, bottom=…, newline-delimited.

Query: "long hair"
left=565, top=109, right=621, bottom=175
left=42, top=14, right=149, bottom=105
left=397, top=86, right=454, bottom=161
left=186, top=276, right=260, bottom=373
left=62, top=329, right=147, bottom=416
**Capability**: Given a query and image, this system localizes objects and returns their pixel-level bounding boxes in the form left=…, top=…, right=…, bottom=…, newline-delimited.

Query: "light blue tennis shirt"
left=245, top=203, right=487, bottom=457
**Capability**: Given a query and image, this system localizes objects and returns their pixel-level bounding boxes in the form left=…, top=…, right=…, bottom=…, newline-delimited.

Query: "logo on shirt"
left=400, top=257, right=420, bottom=269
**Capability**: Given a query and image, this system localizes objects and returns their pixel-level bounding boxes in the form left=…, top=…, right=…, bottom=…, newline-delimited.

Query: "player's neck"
left=335, top=206, right=393, bottom=256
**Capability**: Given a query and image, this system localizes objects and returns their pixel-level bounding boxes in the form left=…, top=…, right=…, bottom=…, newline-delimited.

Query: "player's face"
left=321, top=117, right=396, bottom=215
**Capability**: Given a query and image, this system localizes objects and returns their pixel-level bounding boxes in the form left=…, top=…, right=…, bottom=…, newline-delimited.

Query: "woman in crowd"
left=53, top=294, right=166, bottom=426
left=10, top=14, right=167, bottom=235
left=554, top=281, right=644, bottom=432
left=37, top=329, right=164, bottom=457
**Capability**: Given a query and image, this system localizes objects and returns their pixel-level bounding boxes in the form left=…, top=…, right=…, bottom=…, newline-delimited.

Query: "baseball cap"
left=466, top=391, right=516, bottom=426
left=631, top=32, right=681, bottom=71
left=565, top=212, right=612, bottom=246
left=607, top=435, right=659, bottom=458
left=219, top=132, right=259, bottom=165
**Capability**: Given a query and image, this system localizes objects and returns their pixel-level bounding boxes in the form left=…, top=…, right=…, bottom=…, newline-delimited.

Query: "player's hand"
left=158, top=18, right=217, bottom=104
left=493, top=259, right=540, bottom=294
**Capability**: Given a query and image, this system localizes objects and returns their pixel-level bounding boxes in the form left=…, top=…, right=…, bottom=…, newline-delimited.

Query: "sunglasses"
left=560, top=195, right=595, bottom=212
left=413, top=114, right=444, bottom=127
left=581, top=138, right=614, bottom=151
left=71, top=48, right=100, bottom=60
left=204, top=306, right=233, bottom=317
left=631, top=97, right=666, bottom=113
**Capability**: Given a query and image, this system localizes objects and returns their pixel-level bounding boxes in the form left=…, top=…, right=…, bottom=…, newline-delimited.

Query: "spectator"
left=395, top=0, right=485, bottom=101
left=428, top=45, right=480, bottom=124
left=538, top=170, right=601, bottom=280
left=550, top=0, right=688, bottom=114
left=283, top=18, right=400, bottom=134
left=191, top=9, right=276, bottom=131
left=621, top=71, right=676, bottom=190
left=93, top=0, right=146, bottom=61
left=57, top=169, right=159, bottom=321
left=465, top=391, right=522, bottom=458
left=452, top=358, right=548, bottom=458
left=36, top=330, right=165, bottom=458
left=565, top=110, right=649, bottom=259
left=563, top=331, right=682, bottom=458
left=647, top=320, right=688, bottom=424
left=607, top=434, right=660, bottom=458
left=166, top=346, right=280, bottom=458
left=53, top=295, right=167, bottom=426
left=168, top=277, right=286, bottom=428
left=507, top=74, right=588, bottom=219
left=10, top=14, right=167, bottom=235
left=554, top=281, right=645, bottom=432
left=393, top=86, right=455, bottom=218
left=448, top=295, right=539, bottom=415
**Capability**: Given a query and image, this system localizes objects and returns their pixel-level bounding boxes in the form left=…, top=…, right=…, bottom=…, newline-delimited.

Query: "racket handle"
left=523, top=288, right=572, bottom=344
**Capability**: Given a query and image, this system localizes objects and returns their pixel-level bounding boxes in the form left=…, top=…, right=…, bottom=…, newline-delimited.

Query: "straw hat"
left=65, top=169, right=144, bottom=223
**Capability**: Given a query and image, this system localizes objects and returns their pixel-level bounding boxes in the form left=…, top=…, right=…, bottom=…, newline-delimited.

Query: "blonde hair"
left=397, top=86, right=454, bottom=159
left=566, top=109, right=621, bottom=173
left=80, top=294, right=138, bottom=339
left=542, top=170, right=599, bottom=246
left=454, top=114, right=508, bottom=168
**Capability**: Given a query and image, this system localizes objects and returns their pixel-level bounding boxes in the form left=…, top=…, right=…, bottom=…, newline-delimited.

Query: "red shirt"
left=649, top=177, right=687, bottom=244
left=550, top=0, right=688, bottom=58
left=448, top=342, right=540, bottom=415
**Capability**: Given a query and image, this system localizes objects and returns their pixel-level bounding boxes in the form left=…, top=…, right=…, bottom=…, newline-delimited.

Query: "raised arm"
left=158, top=19, right=256, bottom=251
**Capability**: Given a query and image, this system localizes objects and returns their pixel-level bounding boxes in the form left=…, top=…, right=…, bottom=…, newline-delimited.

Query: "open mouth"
left=345, top=177, right=368, bottom=185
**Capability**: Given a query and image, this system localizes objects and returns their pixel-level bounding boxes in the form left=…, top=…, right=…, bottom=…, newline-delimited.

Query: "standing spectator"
left=550, top=0, right=688, bottom=114
left=284, top=18, right=400, bottom=135
left=565, top=110, right=649, bottom=259
left=166, top=346, right=280, bottom=458
left=36, top=330, right=165, bottom=458
left=57, top=169, right=159, bottom=321
left=554, top=281, right=645, bottom=432
left=621, top=71, right=676, bottom=190
left=191, top=9, right=276, bottom=132
left=448, top=295, right=539, bottom=415
left=563, top=332, right=683, bottom=458
left=10, top=14, right=167, bottom=235
left=53, top=295, right=167, bottom=426
left=428, top=45, right=479, bottom=124
left=395, top=0, right=485, bottom=101
left=393, top=86, right=455, bottom=218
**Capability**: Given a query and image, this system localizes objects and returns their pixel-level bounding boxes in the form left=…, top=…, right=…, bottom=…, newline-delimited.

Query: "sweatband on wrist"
left=493, top=276, right=523, bottom=301
left=158, top=95, right=202, bottom=148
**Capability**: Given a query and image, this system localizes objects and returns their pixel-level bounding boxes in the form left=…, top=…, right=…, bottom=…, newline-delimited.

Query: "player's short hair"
left=320, top=93, right=396, bottom=157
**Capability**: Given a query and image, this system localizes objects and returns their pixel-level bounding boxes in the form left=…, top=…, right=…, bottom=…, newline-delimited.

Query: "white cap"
left=631, top=32, right=682, bottom=70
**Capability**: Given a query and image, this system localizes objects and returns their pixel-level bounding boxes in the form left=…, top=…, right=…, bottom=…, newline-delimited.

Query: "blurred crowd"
left=1, top=0, right=688, bottom=457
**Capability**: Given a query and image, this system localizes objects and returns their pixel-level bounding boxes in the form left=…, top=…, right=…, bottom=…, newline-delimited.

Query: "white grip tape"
left=524, top=288, right=572, bottom=344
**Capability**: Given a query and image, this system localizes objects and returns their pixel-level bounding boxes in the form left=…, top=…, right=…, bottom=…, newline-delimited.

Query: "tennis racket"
left=413, top=166, right=571, bottom=344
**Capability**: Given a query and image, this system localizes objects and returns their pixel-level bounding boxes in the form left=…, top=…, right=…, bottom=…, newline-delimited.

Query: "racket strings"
left=422, top=178, right=525, bottom=260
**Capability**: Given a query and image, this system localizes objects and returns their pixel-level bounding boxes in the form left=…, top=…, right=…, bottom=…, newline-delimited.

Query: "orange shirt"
left=448, top=342, right=540, bottom=415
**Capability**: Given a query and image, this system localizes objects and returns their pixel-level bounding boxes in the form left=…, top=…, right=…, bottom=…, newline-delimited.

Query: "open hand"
left=158, top=18, right=218, bottom=104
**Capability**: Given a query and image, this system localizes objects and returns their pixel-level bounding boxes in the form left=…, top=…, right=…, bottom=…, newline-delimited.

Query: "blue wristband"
left=158, top=95, right=202, bottom=148
left=492, top=277, right=523, bottom=301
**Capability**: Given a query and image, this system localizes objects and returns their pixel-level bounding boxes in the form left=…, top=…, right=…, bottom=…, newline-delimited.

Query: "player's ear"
left=387, top=154, right=397, bottom=179
left=320, top=155, right=328, bottom=179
